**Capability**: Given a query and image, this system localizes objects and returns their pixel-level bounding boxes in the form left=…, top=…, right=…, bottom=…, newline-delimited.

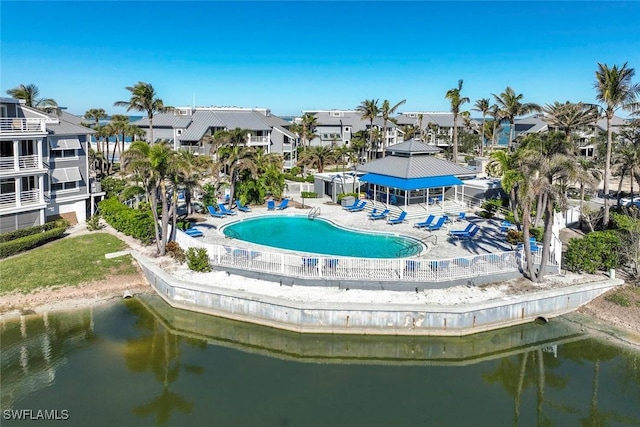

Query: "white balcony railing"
left=0, top=190, right=41, bottom=208
left=247, top=136, right=269, bottom=146
left=0, top=155, right=41, bottom=172
left=0, top=118, right=47, bottom=134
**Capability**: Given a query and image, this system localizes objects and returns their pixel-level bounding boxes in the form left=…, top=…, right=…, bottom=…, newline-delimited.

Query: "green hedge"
left=301, top=191, right=317, bottom=199
left=564, top=231, right=622, bottom=274
left=0, top=226, right=67, bottom=259
left=98, top=198, right=155, bottom=244
left=337, top=192, right=359, bottom=203
left=0, top=219, right=68, bottom=243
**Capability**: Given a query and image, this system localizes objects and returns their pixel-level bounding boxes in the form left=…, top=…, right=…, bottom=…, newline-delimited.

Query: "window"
left=0, top=141, right=13, bottom=157
left=1, top=178, right=16, bottom=194
left=21, top=176, right=37, bottom=191
left=20, top=140, right=35, bottom=156
left=51, top=149, right=76, bottom=158
left=51, top=182, right=77, bottom=191
left=0, top=105, right=7, bottom=118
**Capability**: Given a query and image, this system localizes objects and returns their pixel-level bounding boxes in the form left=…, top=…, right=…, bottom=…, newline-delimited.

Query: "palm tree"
left=472, top=98, right=491, bottom=157
left=492, top=87, right=542, bottom=149
left=613, top=144, right=640, bottom=201
left=445, top=79, right=470, bottom=163
left=594, top=62, right=640, bottom=227
left=108, top=114, right=130, bottom=169
left=6, top=83, right=58, bottom=112
left=380, top=99, right=406, bottom=155
left=574, top=158, right=602, bottom=231
left=487, top=103, right=503, bottom=149
left=297, top=145, right=337, bottom=173
left=356, top=99, right=380, bottom=161
left=84, top=108, right=108, bottom=154
left=114, top=81, right=172, bottom=144
left=212, top=129, right=258, bottom=208
left=542, top=101, right=599, bottom=144
left=487, top=149, right=523, bottom=226
left=400, top=124, right=417, bottom=140
left=300, top=113, right=319, bottom=147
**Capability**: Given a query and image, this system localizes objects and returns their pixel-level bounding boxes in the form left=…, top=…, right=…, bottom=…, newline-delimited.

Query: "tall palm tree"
left=356, top=99, right=380, bottom=161
left=492, top=86, right=542, bottom=149
left=380, top=99, right=406, bottom=155
left=297, top=145, right=337, bottom=173
left=542, top=101, right=599, bottom=144
left=84, top=108, right=108, bottom=154
left=300, top=113, right=319, bottom=148
left=472, top=98, right=491, bottom=156
left=574, top=158, right=602, bottom=231
left=594, top=62, right=640, bottom=227
left=6, top=83, right=58, bottom=112
left=108, top=114, right=130, bottom=169
left=212, top=129, right=258, bottom=209
left=488, top=103, right=503, bottom=149
left=114, top=81, right=172, bottom=145
left=445, top=80, right=470, bottom=163
left=613, top=144, right=640, bottom=201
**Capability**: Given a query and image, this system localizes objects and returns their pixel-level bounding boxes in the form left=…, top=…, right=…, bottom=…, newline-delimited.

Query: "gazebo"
left=356, top=139, right=476, bottom=212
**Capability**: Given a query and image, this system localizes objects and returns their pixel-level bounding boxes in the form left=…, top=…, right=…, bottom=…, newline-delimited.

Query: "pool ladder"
left=308, top=207, right=321, bottom=220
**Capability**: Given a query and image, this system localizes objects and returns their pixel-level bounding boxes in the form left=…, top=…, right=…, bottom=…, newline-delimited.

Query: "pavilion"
left=356, top=139, right=476, bottom=212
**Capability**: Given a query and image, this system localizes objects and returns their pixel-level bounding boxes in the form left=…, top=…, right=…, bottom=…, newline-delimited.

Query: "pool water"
left=222, top=216, right=422, bottom=258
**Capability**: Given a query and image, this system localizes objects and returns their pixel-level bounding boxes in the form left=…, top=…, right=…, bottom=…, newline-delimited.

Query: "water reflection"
left=1, top=296, right=638, bottom=427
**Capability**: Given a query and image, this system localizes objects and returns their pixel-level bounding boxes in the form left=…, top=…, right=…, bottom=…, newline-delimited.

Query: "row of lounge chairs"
left=206, top=198, right=288, bottom=218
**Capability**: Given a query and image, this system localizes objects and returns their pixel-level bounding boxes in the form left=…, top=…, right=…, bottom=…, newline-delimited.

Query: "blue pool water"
left=222, top=216, right=422, bottom=258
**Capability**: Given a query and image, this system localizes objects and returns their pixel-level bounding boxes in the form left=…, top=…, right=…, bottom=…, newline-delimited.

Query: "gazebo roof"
left=386, top=138, right=441, bottom=155
left=357, top=154, right=475, bottom=179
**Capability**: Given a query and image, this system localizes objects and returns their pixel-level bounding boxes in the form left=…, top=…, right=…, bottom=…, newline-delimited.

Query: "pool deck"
left=190, top=197, right=513, bottom=260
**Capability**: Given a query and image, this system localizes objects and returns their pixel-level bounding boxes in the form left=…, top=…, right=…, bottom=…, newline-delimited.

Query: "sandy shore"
left=1, top=224, right=638, bottom=350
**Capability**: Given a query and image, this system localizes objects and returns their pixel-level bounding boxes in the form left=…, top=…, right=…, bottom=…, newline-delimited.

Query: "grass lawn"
left=0, top=232, right=138, bottom=295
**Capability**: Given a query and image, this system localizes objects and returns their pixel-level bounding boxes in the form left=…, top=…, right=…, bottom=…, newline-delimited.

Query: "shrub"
left=605, top=292, right=631, bottom=307
left=480, top=198, right=503, bottom=218
left=98, top=198, right=155, bottom=244
left=86, top=215, right=103, bottom=231
left=337, top=192, right=359, bottom=203
left=0, top=226, right=67, bottom=258
left=186, top=247, right=211, bottom=272
left=166, top=241, right=186, bottom=264
left=100, top=177, right=127, bottom=198
left=0, top=221, right=65, bottom=243
left=564, top=231, right=622, bottom=274
left=301, top=191, right=317, bottom=199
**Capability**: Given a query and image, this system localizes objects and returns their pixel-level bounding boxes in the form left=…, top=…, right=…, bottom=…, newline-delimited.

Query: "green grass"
left=0, top=233, right=137, bottom=295
left=605, top=292, right=632, bottom=307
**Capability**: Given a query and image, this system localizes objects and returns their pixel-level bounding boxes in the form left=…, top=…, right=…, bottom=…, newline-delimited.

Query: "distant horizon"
left=2, top=1, right=639, bottom=118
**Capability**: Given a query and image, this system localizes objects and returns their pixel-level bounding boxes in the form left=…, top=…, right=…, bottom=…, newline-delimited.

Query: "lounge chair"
left=236, top=200, right=251, bottom=212
left=429, top=260, right=449, bottom=271
left=276, top=199, right=289, bottom=210
left=302, top=257, right=318, bottom=271
left=448, top=223, right=474, bottom=236
left=218, top=203, right=237, bottom=216
left=368, top=208, right=378, bottom=218
left=414, top=214, right=435, bottom=228
left=500, top=220, right=514, bottom=233
left=344, top=200, right=365, bottom=211
left=456, top=212, right=466, bottom=222
left=387, top=210, right=407, bottom=225
left=454, top=257, right=471, bottom=267
left=370, top=209, right=390, bottom=220
left=342, top=199, right=361, bottom=210
left=267, top=199, right=276, bottom=210
left=324, top=258, right=339, bottom=270
left=184, top=227, right=204, bottom=238
left=405, top=260, right=420, bottom=272
left=450, top=225, right=481, bottom=240
left=425, top=216, right=446, bottom=232
left=207, top=205, right=226, bottom=218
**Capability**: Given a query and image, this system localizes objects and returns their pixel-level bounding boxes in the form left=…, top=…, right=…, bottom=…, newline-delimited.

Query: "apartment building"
left=0, top=98, right=95, bottom=233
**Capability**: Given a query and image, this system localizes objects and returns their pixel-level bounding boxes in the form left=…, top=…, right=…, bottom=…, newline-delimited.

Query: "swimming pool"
left=221, top=216, right=422, bottom=258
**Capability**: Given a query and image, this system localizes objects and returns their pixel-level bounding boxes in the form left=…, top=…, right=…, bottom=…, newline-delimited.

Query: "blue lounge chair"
left=425, top=216, right=446, bottom=232
left=414, top=214, right=435, bottom=228
left=370, top=209, right=390, bottom=220
left=500, top=220, right=514, bottom=233
left=343, top=199, right=361, bottom=210
left=454, top=257, right=471, bottom=267
left=302, top=257, right=318, bottom=270
left=405, top=260, right=420, bottom=272
left=236, top=200, right=251, bottom=212
left=451, top=225, right=481, bottom=240
left=448, top=223, right=474, bottom=236
left=368, top=207, right=378, bottom=218
left=184, top=227, right=203, bottom=238
left=218, top=203, right=237, bottom=216
left=267, top=199, right=276, bottom=210
left=387, top=210, right=407, bottom=225
left=324, top=258, right=339, bottom=270
left=456, top=212, right=466, bottom=222
left=344, top=200, right=365, bottom=211
left=429, top=260, right=449, bottom=271
left=207, top=205, right=226, bottom=218
left=276, top=199, right=289, bottom=210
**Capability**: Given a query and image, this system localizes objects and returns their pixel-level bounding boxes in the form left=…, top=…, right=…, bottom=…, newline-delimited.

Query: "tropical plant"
left=300, top=113, right=319, bottom=147
left=114, top=81, right=172, bottom=144
left=212, top=130, right=258, bottom=209
left=356, top=99, right=380, bottom=161
left=6, top=83, right=58, bottom=112
left=492, top=87, right=542, bottom=149
left=445, top=79, right=470, bottom=163
left=472, top=98, right=491, bottom=156
left=380, top=99, right=406, bottom=155
left=297, top=145, right=337, bottom=173
left=84, top=108, right=108, bottom=153
left=542, top=101, right=599, bottom=144
left=594, top=62, right=640, bottom=227
left=574, top=158, right=602, bottom=230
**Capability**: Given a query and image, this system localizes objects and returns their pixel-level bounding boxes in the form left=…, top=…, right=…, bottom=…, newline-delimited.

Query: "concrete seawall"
left=134, top=253, right=624, bottom=336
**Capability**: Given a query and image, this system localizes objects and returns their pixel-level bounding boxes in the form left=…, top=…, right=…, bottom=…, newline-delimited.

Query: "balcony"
left=0, top=155, right=42, bottom=173
left=0, top=118, right=47, bottom=135
left=0, top=190, right=41, bottom=209
left=247, top=136, right=269, bottom=146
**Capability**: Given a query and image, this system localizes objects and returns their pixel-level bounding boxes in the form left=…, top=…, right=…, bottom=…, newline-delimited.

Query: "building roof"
left=386, top=138, right=441, bottom=154
left=212, top=111, right=272, bottom=131
left=178, top=111, right=223, bottom=141
left=357, top=154, right=475, bottom=179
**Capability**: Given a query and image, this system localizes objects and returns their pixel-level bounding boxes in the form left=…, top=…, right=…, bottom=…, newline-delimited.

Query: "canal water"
left=2, top=296, right=639, bottom=426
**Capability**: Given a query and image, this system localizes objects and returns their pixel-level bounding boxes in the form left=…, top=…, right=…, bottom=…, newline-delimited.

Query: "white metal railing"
left=20, top=189, right=40, bottom=204
left=175, top=231, right=557, bottom=284
left=0, top=192, right=16, bottom=207
left=247, top=136, right=269, bottom=145
left=0, top=157, right=14, bottom=171
left=0, top=118, right=46, bottom=133
left=18, top=155, right=39, bottom=169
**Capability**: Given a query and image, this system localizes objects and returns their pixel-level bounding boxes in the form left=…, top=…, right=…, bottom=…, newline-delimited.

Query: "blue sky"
left=2, top=1, right=639, bottom=117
